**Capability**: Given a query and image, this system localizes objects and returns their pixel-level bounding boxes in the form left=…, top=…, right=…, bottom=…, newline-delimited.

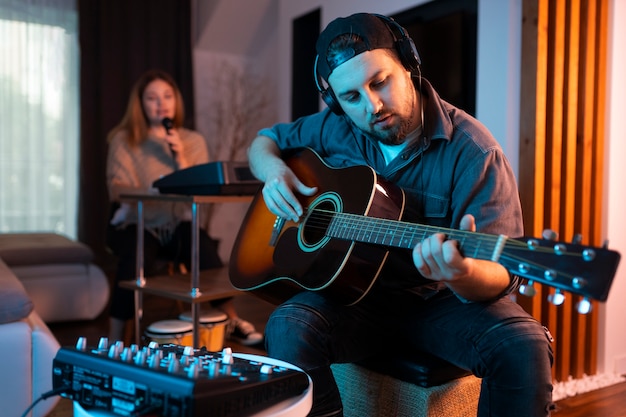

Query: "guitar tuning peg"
left=518, top=280, right=537, bottom=297
left=577, top=298, right=593, bottom=314
left=542, top=229, right=558, bottom=241
left=548, top=289, right=566, bottom=306
left=572, top=234, right=582, bottom=244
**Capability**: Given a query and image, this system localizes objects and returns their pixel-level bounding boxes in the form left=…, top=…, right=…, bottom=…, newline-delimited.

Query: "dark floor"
left=552, top=381, right=626, bottom=417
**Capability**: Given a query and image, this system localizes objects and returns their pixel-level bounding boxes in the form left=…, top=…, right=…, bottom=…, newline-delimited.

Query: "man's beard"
left=372, top=116, right=413, bottom=146
left=370, top=85, right=418, bottom=146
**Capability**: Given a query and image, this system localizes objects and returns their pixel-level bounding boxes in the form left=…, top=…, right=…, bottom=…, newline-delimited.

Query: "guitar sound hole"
left=301, top=200, right=336, bottom=246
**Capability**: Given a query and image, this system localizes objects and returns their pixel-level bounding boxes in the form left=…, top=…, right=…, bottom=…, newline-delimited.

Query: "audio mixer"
left=52, top=338, right=310, bottom=417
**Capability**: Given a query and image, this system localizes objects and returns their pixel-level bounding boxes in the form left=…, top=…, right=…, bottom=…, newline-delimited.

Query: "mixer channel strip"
left=52, top=339, right=310, bottom=417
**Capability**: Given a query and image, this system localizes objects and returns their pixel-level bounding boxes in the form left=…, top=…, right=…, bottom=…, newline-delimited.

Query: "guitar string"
left=268, top=204, right=601, bottom=298
left=304, top=207, right=492, bottom=244
left=300, top=209, right=596, bottom=287
left=300, top=209, right=593, bottom=290
left=284, top=208, right=601, bottom=296
left=299, top=207, right=589, bottom=259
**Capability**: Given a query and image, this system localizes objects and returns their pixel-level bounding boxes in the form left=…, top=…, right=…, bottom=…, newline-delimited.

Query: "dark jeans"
left=108, top=222, right=222, bottom=320
left=265, top=289, right=554, bottom=417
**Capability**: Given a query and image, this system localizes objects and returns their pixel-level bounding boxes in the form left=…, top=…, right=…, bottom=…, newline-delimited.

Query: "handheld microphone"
left=161, top=117, right=174, bottom=135
left=161, top=117, right=176, bottom=165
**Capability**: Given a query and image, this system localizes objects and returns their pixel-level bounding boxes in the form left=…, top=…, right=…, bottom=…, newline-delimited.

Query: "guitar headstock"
left=501, top=231, right=621, bottom=313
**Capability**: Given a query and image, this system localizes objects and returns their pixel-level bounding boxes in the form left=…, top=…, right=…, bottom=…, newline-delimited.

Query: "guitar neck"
left=326, top=210, right=506, bottom=262
left=323, top=209, right=619, bottom=302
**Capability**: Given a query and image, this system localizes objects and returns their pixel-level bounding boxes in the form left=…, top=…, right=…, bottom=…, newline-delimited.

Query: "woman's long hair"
left=107, top=69, right=185, bottom=146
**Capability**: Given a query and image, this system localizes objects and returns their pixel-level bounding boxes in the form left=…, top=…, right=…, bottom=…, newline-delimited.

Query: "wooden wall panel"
left=518, top=0, right=608, bottom=382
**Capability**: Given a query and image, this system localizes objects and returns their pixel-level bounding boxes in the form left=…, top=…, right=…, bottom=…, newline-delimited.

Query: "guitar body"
left=229, top=148, right=405, bottom=305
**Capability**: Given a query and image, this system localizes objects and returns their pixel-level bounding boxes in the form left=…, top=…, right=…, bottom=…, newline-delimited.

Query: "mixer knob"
left=108, top=344, right=120, bottom=360
left=121, top=347, right=133, bottom=362
left=222, top=347, right=234, bottom=365
left=148, top=350, right=163, bottom=369
left=168, top=356, right=180, bottom=373
left=75, top=337, right=87, bottom=351
left=135, top=349, right=147, bottom=366
left=260, top=364, right=274, bottom=374
left=206, top=360, right=218, bottom=377
left=97, top=337, right=109, bottom=352
left=187, top=362, right=200, bottom=378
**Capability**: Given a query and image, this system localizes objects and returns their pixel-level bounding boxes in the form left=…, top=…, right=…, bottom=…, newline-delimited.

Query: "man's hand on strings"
left=262, top=165, right=317, bottom=222
left=412, top=214, right=476, bottom=283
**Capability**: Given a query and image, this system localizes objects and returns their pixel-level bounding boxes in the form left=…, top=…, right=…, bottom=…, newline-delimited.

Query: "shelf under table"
left=119, top=266, right=241, bottom=303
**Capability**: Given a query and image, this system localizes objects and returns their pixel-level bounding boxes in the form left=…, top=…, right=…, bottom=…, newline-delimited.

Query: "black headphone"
left=314, top=14, right=421, bottom=115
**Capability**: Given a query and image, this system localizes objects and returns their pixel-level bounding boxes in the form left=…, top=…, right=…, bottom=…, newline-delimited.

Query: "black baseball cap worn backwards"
left=315, top=13, right=397, bottom=82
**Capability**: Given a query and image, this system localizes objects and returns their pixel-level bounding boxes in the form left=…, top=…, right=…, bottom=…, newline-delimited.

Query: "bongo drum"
left=179, top=309, right=229, bottom=351
left=144, top=319, right=193, bottom=346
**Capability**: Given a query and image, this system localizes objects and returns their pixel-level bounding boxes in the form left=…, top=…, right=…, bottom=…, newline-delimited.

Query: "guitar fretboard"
left=319, top=209, right=507, bottom=262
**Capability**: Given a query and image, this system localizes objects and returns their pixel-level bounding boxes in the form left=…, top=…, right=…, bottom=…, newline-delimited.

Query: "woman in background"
left=106, top=69, right=262, bottom=346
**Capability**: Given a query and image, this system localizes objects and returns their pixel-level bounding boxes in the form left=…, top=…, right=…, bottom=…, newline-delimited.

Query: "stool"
left=0, top=233, right=109, bottom=322
left=331, top=351, right=481, bottom=417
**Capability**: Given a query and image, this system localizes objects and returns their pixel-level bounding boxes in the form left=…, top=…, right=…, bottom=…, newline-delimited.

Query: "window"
left=0, top=0, right=79, bottom=238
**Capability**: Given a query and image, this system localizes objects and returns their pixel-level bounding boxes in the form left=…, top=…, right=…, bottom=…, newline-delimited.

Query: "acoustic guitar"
left=229, top=148, right=620, bottom=307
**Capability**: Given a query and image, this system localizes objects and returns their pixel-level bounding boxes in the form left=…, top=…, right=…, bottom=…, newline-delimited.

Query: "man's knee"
left=266, top=299, right=332, bottom=357
left=481, top=318, right=554, bottom=382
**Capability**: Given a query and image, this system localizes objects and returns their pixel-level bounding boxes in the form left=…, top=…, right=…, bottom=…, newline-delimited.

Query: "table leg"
left=134, top=200, right=146, bottom=346
left=190, top=201, right=201, bottom=347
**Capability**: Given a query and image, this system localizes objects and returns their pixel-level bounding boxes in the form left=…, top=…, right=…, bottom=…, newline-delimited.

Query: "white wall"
left=601, top=0, right=626, bottom=375
left=475, top=0, right=521, bottom=174
left=191, top=0, right=280, bottom=261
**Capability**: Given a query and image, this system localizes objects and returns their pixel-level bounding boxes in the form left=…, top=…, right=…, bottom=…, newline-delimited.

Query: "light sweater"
left=106, top=128, right=210, bottom=243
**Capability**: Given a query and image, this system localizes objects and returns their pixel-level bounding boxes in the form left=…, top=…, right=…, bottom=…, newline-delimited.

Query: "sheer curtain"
left=0, top=0, right=79, bottom=238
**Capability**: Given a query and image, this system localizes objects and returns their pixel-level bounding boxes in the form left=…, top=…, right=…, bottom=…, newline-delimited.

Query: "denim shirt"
left=258, top=79, right=523, bottom=299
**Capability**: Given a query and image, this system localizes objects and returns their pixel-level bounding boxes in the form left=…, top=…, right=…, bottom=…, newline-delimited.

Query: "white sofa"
left=0, top=233, right=109, bottom=323
left=0, top=257, right=60, bottom=417
left=0, top=233, right=110, bottom=416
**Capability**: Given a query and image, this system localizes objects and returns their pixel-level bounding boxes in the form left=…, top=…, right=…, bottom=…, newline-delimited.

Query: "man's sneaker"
left=228, top=318, right=263, bottom=346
